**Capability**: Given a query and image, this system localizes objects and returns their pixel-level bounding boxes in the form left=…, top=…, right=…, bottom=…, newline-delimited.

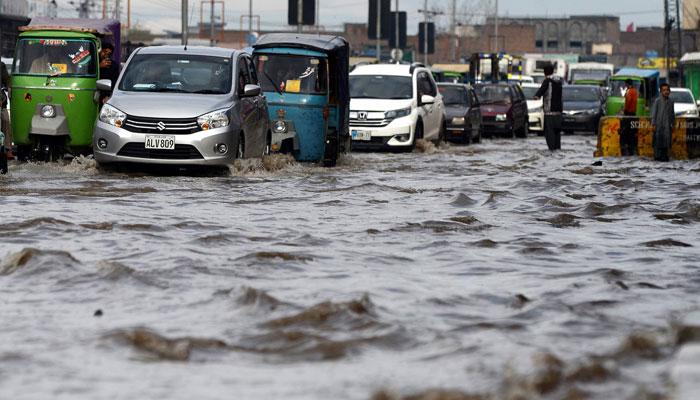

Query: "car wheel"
left=262, top=131, right=271, bottom=156
left=0, top=146, right=7, bottom=174
left=463, top=125, right=471, bottom=145
left=507, top=126, right=515, bottom=139
left=473, top=124, right=482, bottom=143
left=408, top=123, right=422, bottom=152
left=437, top=119, right=446, bottom=144
left=236, top=133, right=245, bottom=159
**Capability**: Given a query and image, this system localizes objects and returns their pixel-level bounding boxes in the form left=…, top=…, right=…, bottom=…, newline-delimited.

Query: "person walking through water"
left=650, top=83, right=675, bottom=162
left=534, top=64, right=563, bottom=150
left=620, top=79, right=638, bottom=156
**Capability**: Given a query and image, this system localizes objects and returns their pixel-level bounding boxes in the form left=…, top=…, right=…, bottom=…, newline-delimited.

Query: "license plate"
left=145, top=135, right=175, bottom=150
left=352, top=130, right=371, bottom=141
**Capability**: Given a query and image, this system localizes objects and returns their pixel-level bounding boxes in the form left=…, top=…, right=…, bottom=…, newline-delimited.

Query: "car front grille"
left=349, top=118, right=390, bottom=128
left=117, top=142, right=204, bottom=159
left=122, top=116, right=201, bottom=135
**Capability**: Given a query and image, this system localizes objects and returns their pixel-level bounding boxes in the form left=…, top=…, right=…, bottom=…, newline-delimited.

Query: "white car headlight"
left=99, top=104, right=126, bottom=127
left=197, top=109, right=229, bottom=130
left=451, top=117, right=466, bottom=125
left=530, top=106, right=543, bottom=113
left=684, top=109, right=698, bottom=115
left=583, top=109, right=598, bottom=115
left=495, top=114, right=507, bottom=121
left=385, top=108, right=411, bottom=120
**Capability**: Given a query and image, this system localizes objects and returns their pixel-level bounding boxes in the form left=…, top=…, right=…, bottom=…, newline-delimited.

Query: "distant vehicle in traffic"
left=669, top=87, right=699, bottom=117
left=568, top=62, right=614, bottom=86
left=349, top=63, right=446, bottom=151
left=437, top=83, right=482, bottom=144
left=607, top=68, right=660, bottom=116
left=473, top=82, right=528, bottom=138
left=93, top=46, right=270, bottom=167
left=561, top=84, right=606, bottom=134
left=519, top=83, right=544, bottom=135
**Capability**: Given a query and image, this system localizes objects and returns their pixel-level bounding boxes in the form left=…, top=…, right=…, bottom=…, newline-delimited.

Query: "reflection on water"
left=1, top=135, right=699, bottom=399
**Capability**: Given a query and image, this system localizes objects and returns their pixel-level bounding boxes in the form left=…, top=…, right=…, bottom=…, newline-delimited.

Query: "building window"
left=570, top=41, right=582, bottom=47
left=547, top=40, right=558, bottom=48
left=536, top=40, right=543, bottom=48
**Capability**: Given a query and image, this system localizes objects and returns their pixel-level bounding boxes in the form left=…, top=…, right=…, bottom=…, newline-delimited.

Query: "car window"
left=350, top=75, right=412, bottom=99
left=245, top=56, right=258, bottom=85
left=670, top=91, right=694, bottom=104
left=474, top=84, right=512, bottom=104
left=237, top=57, right=251, bottom=96
left=438, top=86, right=469, bottom=105
left=417, top=72, right=437, bottom=97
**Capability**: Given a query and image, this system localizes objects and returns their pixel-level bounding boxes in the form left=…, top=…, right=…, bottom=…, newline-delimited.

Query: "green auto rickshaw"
left=606, top=68, right=659, bottom=116
left=10, top=17, right=120, bottom=161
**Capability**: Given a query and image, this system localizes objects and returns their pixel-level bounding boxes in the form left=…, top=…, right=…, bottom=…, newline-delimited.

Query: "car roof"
left=670, top=87, right=691, bottom=92
left=350, top=63, right=416, bottom=76
left=437, top=82, right=471, bottom=89
left=136, top=45, right=238, bottom=57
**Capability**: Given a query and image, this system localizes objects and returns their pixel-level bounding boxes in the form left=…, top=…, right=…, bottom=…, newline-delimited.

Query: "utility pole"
left=494, top=0, right=499, bottom=53
left=376, top=0, right=381, bottom=62
left=182, top=0, right=188, bottom=45
left=297, top=0, right=302, bottom=33
left=210, top=0, right=215, bottom=46
left=115, top=0, right=120, bottom=21
left=249, top=0, right=252, bottom=41
left=449, top=0, right=455, bottom=61
left=423, top=0, right=428, bottom=64
left=395, top=0, right=400, bottom=50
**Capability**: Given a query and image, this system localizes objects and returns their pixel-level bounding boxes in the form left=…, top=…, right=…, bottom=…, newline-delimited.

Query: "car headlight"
left=385, top=108, right=411, bottom=120
left=583, top=109, right=598, bottom=115
left=451, top=117, right=466, bottom=125
left=41, top=105, right=56, bottom=118
left=273, top=120, right=287, bottom=133
left=197, top=109, right=229, bottom=130
left=684, top=109, right=698, bottom=115
left=530, top=106, right=543, bottom=113
left=99, top=104, right=126, bottom=127
left=495, top=114, right=507, bottom=121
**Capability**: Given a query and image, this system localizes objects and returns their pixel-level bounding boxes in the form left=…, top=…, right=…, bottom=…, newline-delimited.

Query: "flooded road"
left=1, top=135, right=699, bottom=399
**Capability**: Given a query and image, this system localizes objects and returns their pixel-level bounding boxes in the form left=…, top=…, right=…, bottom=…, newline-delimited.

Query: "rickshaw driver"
left=29, top=43, right=71, bottom=75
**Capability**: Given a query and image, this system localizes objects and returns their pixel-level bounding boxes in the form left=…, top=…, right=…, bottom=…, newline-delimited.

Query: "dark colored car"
left=561, top=84, right=606, bottom=134
left=473, top=82, right=528, bottom=138
left=437, top=83, right=482, bottom=144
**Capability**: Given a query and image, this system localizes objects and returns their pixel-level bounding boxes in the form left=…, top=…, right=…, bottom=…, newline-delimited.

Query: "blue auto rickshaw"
left=252, top=33, right=350, bottom=166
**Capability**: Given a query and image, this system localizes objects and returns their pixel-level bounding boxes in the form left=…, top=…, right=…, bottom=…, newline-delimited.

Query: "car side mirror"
left=696, top=99, right=700, bottom=107
left=243, top=84, right=261, bottom=97
left=421, top=94, right=435, bottom=105
left=96, top=79, right=112, bottom=92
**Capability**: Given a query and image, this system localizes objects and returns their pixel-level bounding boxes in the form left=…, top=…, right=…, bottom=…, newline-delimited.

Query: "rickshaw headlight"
left=273, top=120, right=287, bottom=133
left=99, top=104, right=126, bottom=128
left=41, top=105, right=56, bottom=118
left=197, top=109, right=229, bottom=130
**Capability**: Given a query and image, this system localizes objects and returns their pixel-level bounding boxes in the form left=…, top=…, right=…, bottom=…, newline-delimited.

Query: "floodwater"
left=1, top=135, right=699, bottom=400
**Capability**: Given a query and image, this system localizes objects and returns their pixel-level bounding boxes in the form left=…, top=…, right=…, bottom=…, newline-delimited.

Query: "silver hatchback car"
left=93, top=46, right=270, bottom=166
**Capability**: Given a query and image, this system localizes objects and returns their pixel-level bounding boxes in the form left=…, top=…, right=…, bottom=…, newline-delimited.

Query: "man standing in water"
left=534, top=64, right=563, bottom=150
left=650, top=83, right=675, bottom=162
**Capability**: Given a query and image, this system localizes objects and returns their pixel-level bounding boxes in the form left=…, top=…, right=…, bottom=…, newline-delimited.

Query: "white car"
left=519, top=83, right=544, bottom=134
left=670, top=87, right=699, bottom=117
left=349, top=63, right=446, bottom=151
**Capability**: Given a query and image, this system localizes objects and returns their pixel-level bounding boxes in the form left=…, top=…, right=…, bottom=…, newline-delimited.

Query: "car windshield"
left=670, top=91, right=694, bottom=104
left=520, top=86, right=538, bottom=98
left=254, top=54, right=327, bottom=95
left=438, top=86, right=469, bottom=105
left=570, top=69, right=610, bottom=82
left=119, top=53, right=232, bottom=94
left=563, top=87, right=600, bottom=102
left=349, top=75, right=412, bottom=99
left=12, top=38, right=97, bottom=77
left=474, top=85, right=511, bottom=104
left=609, top=79, right=643, bottom=97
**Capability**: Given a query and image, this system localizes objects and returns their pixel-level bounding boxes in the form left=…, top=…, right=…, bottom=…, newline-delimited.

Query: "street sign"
left=418, top=22, right=435, bottom=54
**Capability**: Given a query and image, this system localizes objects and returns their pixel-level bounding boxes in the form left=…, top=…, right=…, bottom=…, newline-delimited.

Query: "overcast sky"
left=55, top=0, right=666, bottom=35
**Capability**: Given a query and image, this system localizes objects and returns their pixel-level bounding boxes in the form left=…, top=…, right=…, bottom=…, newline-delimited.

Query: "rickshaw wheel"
left=236, top=134, right=245, bottom=159
left=16, top=145, right=31, bottom=162
left=35, top=136, right=63, bottom=162
left=322, top=134, right=338, bottom=168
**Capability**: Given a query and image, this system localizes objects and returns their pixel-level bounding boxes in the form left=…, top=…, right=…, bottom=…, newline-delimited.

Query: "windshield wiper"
left=263, top=71, right=282, bottom=95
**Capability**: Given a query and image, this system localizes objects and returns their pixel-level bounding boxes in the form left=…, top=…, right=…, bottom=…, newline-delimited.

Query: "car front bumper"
left=528, top=111, right=544, bottom=131
left=350, top=117, right=415, bottom=150
left=561, top=113, right=600, bottom=132
left=93, top=121, right=239, bottom=166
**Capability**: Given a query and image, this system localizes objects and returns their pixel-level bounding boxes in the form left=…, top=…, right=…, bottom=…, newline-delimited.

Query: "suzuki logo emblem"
left=157, top=121, right=166, bottom=131
left=358, top=112, right=367, bottom=120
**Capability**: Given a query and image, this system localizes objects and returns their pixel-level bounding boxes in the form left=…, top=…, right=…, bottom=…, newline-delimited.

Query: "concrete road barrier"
left=595, top=116, right=700, bottom=159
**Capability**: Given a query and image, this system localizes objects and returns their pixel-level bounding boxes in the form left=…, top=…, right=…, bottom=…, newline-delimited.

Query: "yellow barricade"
left=595, top=116, right=699, bottom=159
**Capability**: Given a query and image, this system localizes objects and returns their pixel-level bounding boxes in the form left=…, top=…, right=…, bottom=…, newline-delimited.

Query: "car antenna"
left=184, top=2, right=195, bottom=50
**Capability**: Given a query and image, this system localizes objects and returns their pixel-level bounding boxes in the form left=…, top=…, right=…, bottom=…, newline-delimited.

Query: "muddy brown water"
left=1, top=135, right=699, bottom=399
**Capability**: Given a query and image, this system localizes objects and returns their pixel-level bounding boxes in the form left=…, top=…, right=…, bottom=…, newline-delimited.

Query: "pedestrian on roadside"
left=534, top=64, right=563, bottom=150
left=650, top=83, right=675, bottom=162
left=1, top=60, right=12, bottom=158
left=620, top=79, right=639, bottom=156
